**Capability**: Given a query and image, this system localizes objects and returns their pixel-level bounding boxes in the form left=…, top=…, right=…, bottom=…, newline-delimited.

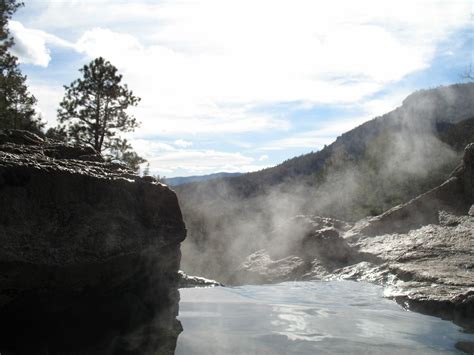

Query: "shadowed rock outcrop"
left=0, top=130, right=186, bottom=354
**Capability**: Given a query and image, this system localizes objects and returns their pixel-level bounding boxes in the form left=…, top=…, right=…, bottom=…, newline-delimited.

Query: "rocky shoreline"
left=230, top=143, right=474, bottom=331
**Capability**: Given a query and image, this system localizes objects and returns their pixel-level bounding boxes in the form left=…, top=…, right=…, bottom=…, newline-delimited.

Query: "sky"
left=9, top=0, right=473, bottom=177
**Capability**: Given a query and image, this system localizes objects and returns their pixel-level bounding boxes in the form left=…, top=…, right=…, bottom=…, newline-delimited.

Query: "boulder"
left=229, top=250, right=306, bottom=285
left=229, top=216, right=357, bottom=284
left=301, top=226, right=353, bottom=264
left=266, top=215, right=352, bottom=260
left=0, top=130, right=186, bottom=354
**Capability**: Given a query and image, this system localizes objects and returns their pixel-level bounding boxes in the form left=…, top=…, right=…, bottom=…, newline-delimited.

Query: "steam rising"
left=176, top=83, right=474, bottom=282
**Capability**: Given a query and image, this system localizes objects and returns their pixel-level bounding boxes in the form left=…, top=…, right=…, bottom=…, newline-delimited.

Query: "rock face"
left=335, top=212, right=473, bottom=329
left=229, top=249, right=306, bottom=284
left=340, top=143, right=474, bottom=329
left=229, top=216, right=358, bottom=284
left=230, top=143, right=474, bottom=330
left=0, top=130, right=186, bottom=354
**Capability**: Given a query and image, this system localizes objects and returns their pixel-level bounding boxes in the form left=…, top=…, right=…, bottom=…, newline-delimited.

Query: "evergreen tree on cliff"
left=0, top=0, right=43, bottom=133
left=57, top=57, right=145, bottom=170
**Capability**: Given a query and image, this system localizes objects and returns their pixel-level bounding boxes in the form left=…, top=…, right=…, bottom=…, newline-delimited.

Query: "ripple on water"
left=176, top=281, right=474, bottom=354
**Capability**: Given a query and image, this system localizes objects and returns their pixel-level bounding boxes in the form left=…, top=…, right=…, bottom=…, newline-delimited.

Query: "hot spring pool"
left=176, top=281, right=473, bottom=354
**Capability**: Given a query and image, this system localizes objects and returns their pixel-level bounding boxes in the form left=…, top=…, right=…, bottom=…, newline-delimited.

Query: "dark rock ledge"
left=0, top=130, right=187, bottom=354
left=231, top=143, right=474, bottom=331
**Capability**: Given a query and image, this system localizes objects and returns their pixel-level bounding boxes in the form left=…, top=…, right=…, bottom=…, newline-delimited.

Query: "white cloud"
left=76, top=27, right=143, bottom=58
left=146, top=149, right=268, bottom=175
left=129, top=138, right=269, bottom=176
left=261, top=116, right=370, bottom=151
left=129, top=139, right=176, bottom=158
left=259, top=154, right=269, bottom=161
left=133, top=109, right=290, bottom=136
left=13, top=1, right=472, bottom=175
left=361, top=91, right=411, bottom=119
left=9, top=21, right=51, bottom=67
left=9, top=20, right=75, bottom=67
left=262, top=134, right=334, bottom=151
left=262, top=89, right=410, bottom=151
left=22, top=1, right=165, bottom=37
left=174, top=139, right=193, bottom=148
left=15, top=0, right=471, bottom=138
left=262, top=117, right=354, bottom=150
left=27, top=82, right=64, bottom=126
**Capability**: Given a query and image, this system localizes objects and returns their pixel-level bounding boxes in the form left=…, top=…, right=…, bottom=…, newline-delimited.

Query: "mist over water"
left=177, top=84, right=474, bottom=282
left=176, top=281, right=473, bottom=354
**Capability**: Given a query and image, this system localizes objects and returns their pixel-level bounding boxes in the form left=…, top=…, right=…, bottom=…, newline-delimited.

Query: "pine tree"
left=0, top=1, right=21, bottom=56
left=0, top=0, right=43, bottom=133
left=57, top=57, right=144, bottom=170
left=108, top=138, right=146, bottom=172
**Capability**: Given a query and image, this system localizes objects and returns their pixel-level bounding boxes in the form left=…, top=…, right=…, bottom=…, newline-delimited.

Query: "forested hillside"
left=176, top=83, right=474, bottom=281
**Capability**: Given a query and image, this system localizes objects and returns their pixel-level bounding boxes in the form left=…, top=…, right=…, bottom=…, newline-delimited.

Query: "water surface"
left=176, top=281, right=473, bottom=354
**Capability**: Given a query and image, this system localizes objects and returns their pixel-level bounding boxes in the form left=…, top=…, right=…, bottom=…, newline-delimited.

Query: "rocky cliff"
left=0, top=130, right=186, bottom=354
left=232, top=143, right=474, bottom=330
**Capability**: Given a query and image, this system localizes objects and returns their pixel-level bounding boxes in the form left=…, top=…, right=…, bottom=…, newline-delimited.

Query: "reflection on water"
left=176, top=281, right=473, bottom=354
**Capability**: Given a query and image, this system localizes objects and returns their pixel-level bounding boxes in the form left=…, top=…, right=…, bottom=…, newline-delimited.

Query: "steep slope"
left=176, top=83, right=474, bottom=281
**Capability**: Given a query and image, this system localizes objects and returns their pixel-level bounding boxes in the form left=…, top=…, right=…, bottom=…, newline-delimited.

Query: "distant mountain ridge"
left=176, top=82, right=474, bottom=281
left=164, top=172, right=243, bottom=186
left=179, top=83, right=474, bottom=199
